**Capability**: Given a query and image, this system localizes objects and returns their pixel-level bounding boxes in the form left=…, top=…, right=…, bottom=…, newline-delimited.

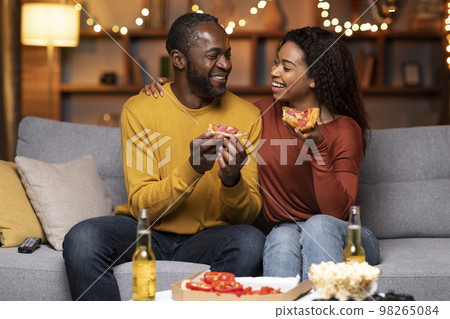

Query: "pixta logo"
left=239, top=138, right=324, bottom=166
left=126, top=129, right=172, bottom=174
left=126, top=129, right=324, bottom=176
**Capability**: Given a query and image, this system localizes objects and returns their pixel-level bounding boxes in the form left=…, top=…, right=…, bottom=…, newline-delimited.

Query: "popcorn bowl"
left=308, top=261, right=381, bottom=301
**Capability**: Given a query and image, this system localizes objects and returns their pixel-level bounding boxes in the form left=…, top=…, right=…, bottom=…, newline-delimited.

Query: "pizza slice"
left=207, top=124, right=249, bottom=138
left=282, top=106, right=320, bottom=132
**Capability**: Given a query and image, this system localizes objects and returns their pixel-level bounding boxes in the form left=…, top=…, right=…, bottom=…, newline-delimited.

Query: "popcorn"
left=308, top=261, right=381, bottom=301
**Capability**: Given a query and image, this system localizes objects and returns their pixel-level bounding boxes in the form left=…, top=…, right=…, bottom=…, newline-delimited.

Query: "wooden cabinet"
left=59, top=29, right=286, bottom=95
left=342, top=30, right=448, bottom=126
left=58, top=29, right=448, bottom=127
left=345, top=31, right=443, bottom=91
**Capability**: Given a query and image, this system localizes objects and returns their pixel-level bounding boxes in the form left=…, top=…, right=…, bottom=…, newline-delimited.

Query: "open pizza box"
left=171, top=270, right=313, bottom=301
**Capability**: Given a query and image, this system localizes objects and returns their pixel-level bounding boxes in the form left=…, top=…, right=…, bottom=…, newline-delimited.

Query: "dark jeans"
left=62, top=215, right=265, bottom=300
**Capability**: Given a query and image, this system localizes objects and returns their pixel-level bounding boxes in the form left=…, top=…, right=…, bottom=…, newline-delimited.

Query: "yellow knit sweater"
left=115, top=83, right=262, bottom=234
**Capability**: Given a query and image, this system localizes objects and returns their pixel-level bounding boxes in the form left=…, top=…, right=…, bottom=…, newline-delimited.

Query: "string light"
left=258, top=1, right=267, bottom=9
left=318, top=0, right=397, bottom=36
left=191, top=1, right=275, bottom=34
left=446, top=1, right=450, bottom=69
left=79, top=2, right=133, bottom=34
left=135, top=18, right=144, bottom=26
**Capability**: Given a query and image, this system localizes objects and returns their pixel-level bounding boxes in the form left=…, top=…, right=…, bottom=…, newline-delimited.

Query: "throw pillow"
left=15, top=155, right=114, bottom=250
left=0, top=160, right=47, bottom=247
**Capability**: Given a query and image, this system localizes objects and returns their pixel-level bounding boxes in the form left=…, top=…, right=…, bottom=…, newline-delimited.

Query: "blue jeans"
left=263, top=215, right=380, bottom=280
left=62, top=215, right=265, bottom=300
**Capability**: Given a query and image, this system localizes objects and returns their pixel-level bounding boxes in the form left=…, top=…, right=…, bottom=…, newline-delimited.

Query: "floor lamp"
left=21, top=3, right=79, bottom=119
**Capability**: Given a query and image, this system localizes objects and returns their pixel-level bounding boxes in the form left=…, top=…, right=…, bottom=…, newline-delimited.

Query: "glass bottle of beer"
left=343, top=206, right=366, bottom=263
left=132, top=209, right=156, bottom=301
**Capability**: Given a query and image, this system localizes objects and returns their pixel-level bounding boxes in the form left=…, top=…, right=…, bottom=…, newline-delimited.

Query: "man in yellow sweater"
left=63, top=13, right=264, bottom=300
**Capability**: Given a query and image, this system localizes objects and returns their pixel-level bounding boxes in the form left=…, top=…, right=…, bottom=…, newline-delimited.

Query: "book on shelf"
left=356, top=50, right=375, bottom=89
left=130, top=56, right=149, bottom=87
left=160, top=55, right=174, bottom=81
left=410, top=17, right=442, bottom=31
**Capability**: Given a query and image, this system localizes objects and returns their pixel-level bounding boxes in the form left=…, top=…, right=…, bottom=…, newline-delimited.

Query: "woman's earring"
left=309, top=80, right=316, bottom=88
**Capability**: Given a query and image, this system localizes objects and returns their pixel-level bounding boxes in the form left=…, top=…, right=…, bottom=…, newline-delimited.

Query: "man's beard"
left=186, top=62, right=226, bottom=98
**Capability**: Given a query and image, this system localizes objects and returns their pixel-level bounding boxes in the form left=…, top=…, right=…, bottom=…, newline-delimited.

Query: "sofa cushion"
left=376, top=238, right=450, bottom=301
left=0, top=245, right=210, bottom=300
left=15, top=155, right=114, bottom=251
left=357, top=126, right=450, bottom=239
left=0, top=160, right=47, bottom=247
left=16, top=117, right=127, bottom=208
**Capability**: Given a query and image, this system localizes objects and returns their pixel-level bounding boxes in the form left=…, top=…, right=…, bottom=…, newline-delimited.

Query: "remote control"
left=18, top=237, right=41, bottom=253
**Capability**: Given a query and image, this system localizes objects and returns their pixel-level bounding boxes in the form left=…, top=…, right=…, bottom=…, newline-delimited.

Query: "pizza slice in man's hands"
left=207, top=124, right=249, bottom=138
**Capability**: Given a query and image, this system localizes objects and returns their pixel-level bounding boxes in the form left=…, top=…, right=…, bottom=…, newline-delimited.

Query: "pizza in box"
left=171, top=271, right=313, bottom=301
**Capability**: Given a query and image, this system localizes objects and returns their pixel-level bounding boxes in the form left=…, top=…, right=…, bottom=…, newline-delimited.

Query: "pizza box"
left=171, top=270, right=313, bottom=301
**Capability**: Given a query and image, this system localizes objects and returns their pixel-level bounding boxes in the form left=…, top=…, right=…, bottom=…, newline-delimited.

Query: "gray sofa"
left=357, top=126, right=450, bottom=301
left=0, top=117, right=449, bottom=300
left=0, top=117, right=209, bottom=301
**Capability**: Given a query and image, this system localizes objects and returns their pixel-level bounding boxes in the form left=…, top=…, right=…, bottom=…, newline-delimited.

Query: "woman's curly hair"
left=281, top=27, right=370, bottom=152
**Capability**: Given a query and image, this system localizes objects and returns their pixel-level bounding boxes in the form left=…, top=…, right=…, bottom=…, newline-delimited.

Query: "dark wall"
left=0, top=0, right=21, bottom=161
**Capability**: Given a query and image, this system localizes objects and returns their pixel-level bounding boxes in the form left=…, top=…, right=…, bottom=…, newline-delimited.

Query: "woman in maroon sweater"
left=142, top=27, right=379, bottom=281
left=254, top=28, right=378, bottom=279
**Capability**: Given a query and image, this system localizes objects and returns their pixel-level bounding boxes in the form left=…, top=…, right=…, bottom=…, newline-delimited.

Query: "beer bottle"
left=343, top=206, right=366, bottom=263
left=132, top=209, right=156, bottom=300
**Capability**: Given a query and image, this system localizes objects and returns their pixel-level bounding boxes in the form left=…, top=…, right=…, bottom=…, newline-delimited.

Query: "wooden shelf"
left=80, top=29, right=442, bottom=40
left=60, top=84, right=141, bottom=94
left=61, top=27, right=447, bottom=124
left=362, top=86, right=441, bottom=95
left=79, top=29, right=287, bottom=39
left=344, top=30, right=443, bottom=40
left=59, top=84, right=441, bottom=96
left=59, top=84, right=273, bottom=95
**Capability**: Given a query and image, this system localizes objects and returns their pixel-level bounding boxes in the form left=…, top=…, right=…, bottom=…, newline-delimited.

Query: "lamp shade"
left=21, top=3, right=80, bottom=47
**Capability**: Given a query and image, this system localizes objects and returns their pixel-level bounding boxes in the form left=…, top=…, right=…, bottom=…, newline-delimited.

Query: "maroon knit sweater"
left=254, top=97, right=363, bottom=224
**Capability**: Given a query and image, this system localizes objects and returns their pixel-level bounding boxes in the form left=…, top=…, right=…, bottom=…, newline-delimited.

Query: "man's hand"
left=189, top=131, right=224, bottom=175
left=217, top=135, right=248, bottom=187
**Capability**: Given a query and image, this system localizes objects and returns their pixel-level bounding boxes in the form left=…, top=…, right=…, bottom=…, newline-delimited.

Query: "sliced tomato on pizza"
left=282, top=106, right=320, bottom=132
left=207, top=124, right=249, bottom=138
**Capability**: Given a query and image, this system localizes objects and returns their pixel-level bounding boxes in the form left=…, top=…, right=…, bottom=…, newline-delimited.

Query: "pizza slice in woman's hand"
left=282, top=106, right=320, bottom=132
left=207, top=124, right=249, bottom=138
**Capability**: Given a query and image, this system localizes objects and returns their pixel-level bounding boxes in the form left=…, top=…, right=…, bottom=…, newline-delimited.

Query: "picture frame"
left=402, top=61, right=422, bottom=87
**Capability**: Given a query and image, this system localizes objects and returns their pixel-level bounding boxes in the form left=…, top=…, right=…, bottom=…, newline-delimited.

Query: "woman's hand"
left=140, top=77, right=169, bottom=98
left=285, top=123, right=324, bottom=144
